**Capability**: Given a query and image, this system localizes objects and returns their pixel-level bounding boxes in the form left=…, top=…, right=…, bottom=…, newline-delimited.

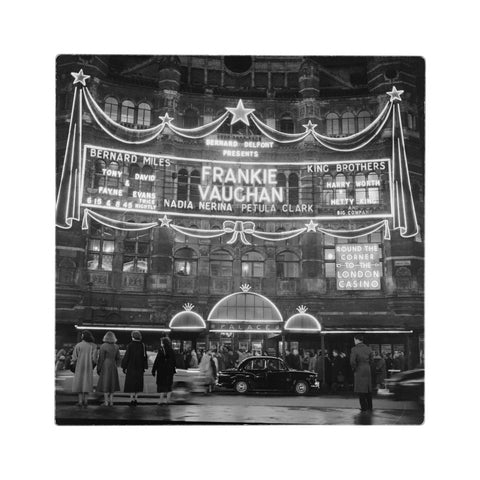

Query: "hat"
left=131, top=330, right=142, bottom=341
left=103, top=331, right=117, bottom=343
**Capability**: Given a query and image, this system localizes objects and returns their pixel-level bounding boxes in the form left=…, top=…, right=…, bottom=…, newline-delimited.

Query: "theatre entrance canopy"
left=169, top=303, right=207, bottom=332
left=284, top=306, right=322, bottom=333
left=207, top=284, right=283, bottom=335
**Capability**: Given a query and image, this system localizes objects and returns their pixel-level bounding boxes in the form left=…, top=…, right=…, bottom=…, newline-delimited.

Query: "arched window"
left=177, top=169, right=189, bottom=202
left=326, top=113, right=340, bottom=136
left=241, top=251, right=264, bottom=277
left=129, top=163, right=141, bottom=193
left=94, top=160, right=106, bottom=188
left=276, top=173, right=286, bottom=188
left=355, top=173, right=367, bottom=204
left=276, top=251, right=300, bottom=278
left=123, top=229, right=151, bottom=273
left=357, top=110, right=372, bottom=131
left=121, top=100, right=135, bottom=124
left=322, top=174, right=334, bottom=206
left=106, top=161, right=120, bottom=188
left=190, top=170, right=201, bottom=205
left=275, top=172, right=286, bottom=205
left=137, top=102, right=151, bottom=127
left=104, top=97, right=118, bottom=121
left=334, top=173, right=347, bottom=202
left=210, top=249, right=233, bottom=276
left=367, top=172, right=380, bottom=203
left=341, top=112, right=355, bottom=135
left=288, top=173, right=299, bottom=205
left=174, top=247, right=197, bottom=276
left=86, top=225, right=115, bottom=271
left=183, top=108, right=199, bottom=128
left=279, top=114, right=294, bottom=133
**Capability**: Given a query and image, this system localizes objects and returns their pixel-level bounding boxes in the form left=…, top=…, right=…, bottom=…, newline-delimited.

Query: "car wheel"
left=234, top=380, right=249, bottom=394
left=295, top=380, right=309, bottom=395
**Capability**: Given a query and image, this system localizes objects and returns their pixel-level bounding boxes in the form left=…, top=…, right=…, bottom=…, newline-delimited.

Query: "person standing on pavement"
left=71, top=330, right=97, bottom=407
left=375, top=353, right=387, bottom=389
left=385, top=352, right=394, bottom=378
left=121, top=330, right=148, bottom=407
left=350, top=334, right=374, bottom=412
left=189, top=349, right=199, bottom=368
left=199, top=350, right=217, bottom=393
left=152, top=337, right=177, bottom=405
left=96, top=331, right=120, bottom=406
left=308, top=351, right=316, bottom=372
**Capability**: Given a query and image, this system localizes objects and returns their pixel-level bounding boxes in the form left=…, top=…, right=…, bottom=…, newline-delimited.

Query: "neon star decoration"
left=183, top=303, right=195, bottom=311
left=226, top=99, right=255, bottom=126
left=71, top=69, right=90, bottom=86
left=304, top=220, right=318, bottom=232
left=240, top=283, right=252, bottom=293
left=159, top=112, right=174, bottom=125
left=159, top=215, right=172, bottom=227
left=387, top=86, right=404, bottom=103
left=297, top=305, right=308, bottom=313
left=302, top=120, right=317, bottom=132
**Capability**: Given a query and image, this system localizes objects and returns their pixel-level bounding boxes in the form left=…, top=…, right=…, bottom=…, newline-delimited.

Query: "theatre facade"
left=55, top=55, right=424, bottom=367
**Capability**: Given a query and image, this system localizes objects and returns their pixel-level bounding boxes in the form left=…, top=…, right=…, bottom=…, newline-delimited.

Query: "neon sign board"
left=81, top=144, right=392, bottom=221
left=335, top=244, right=382, bottom=290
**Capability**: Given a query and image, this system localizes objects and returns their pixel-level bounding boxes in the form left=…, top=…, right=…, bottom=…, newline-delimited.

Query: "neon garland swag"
left=56, top=71, right=418, bottom=242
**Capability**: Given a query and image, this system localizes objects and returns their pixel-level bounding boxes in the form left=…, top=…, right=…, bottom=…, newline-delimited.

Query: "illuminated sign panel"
left=335, top=244, right=382, bottom=290
left=82, top=144, right=392, bottom=220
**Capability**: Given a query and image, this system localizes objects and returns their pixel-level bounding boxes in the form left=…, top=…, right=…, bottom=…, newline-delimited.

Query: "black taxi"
left=216, top=356, right=318, bottom=395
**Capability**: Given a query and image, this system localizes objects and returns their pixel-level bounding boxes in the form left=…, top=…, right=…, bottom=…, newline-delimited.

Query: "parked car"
left=383, top=368, right=424, bottom=405
left=216, top=356, right=318, bottom=395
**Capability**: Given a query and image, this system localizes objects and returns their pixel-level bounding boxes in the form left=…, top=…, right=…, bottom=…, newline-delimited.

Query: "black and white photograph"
left=54, top=54, right=425, bottom=425
left=5, top=2, right=480, bottom=478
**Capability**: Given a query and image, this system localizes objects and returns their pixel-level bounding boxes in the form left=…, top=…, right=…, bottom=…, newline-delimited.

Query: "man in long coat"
left=350, top=334, right=374, bottom=412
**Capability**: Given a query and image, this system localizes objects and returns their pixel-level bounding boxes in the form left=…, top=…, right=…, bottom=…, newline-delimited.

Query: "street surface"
left=56, top=392, right=423, bottom=425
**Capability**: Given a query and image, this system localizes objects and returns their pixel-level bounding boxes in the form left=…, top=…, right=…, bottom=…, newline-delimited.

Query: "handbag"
left=69, top=361, right=76, bottom=373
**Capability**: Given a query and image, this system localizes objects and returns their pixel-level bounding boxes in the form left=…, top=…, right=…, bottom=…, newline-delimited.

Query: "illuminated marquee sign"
left=209, top=322, right=282, bottom=333
left=335, top=244, right=382, bottom=290
left=82, top=145, right=392, bottom=221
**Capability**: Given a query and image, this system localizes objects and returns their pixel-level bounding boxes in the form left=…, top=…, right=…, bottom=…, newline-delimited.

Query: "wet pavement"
left=56, top=394, right=423, bottom=425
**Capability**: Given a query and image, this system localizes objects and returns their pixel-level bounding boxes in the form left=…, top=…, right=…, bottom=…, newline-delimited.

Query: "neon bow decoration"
left=223, top=220, right=256, bottom=245
left=56, top=70, right=418, bottom=240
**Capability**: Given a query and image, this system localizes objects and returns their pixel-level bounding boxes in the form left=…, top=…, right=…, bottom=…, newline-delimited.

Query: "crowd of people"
left=56, top=332, right=409, bottom=407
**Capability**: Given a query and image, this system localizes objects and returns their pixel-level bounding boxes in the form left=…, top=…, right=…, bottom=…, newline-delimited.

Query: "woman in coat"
left=189, top=349, right=199, bottom=368
left=71, top=330, right=97, bottom=407
left=350, top=334, right=374, bottom=412
left=199, top=350, right=217, bottom=393
left=96, top=331, right=120, bottom=406
left=152, top=337, right=176, bottom=404
left=121, top=330, right=148, bottom=407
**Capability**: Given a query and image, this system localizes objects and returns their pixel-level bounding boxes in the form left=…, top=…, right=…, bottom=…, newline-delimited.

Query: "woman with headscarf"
left=96, top=331, right=120, bottom=406
left=121, top=330, right=148, bottom=407
left=71, top=330, right=97, bottom=407
left=152, top=337, right=177, bottom=405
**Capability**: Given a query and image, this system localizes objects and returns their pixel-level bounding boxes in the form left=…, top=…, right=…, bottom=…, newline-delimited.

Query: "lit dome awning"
left=284, top=306, right=321, bottom=332
left=208, top=284, right=283, bottom=323
left=169, top=304, right=206, bottom=330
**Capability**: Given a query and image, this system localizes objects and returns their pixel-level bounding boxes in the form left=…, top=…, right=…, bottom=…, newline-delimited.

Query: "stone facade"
left=56, top=55, right=424, bottom=367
